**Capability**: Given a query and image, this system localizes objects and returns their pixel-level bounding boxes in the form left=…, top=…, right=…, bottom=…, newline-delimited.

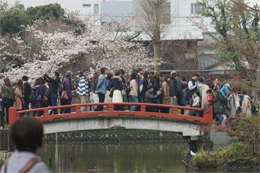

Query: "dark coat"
left=24, top=82, right=31, bottom=102
left=169, top=78, right=177, bottom=97
left=142, top=79, right=149, bottom=98
left=144, top=91, right=160, bottom=104
left=63, top=77, right=72, bottom=99
left=212, top=90, right=223, bottom=113
left=44, top=74, right=60, bottom=95
left=152, top=78, right=161, bottom=95
left=110, top=76, right=123, bottom=91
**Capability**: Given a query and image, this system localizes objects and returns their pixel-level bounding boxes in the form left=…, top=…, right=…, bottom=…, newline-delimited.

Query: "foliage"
left=190, top=0, right=260, bottom=89
left=0, top=1, right=65, bottom=35
left=198, top=115, right=260, bottom=155
left=196, top=142, right=252, bottom=160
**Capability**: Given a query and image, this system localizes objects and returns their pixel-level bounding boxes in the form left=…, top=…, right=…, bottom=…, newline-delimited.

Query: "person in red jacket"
left=201, top=89, right=213, bottom=113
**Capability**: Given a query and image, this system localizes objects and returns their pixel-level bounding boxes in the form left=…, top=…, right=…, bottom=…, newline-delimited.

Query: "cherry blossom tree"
left=0, top=15, right=160, bottom=83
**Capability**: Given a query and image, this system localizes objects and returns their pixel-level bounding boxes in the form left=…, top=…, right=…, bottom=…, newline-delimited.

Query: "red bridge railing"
left=9, top=103, right=213, bottom=125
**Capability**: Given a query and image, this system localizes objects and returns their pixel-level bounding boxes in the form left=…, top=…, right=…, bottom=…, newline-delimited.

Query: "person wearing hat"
left=186, top=73, right=199, bottom=106
left=220, top=83, right=230, bottom=99
left=169, top=72, right=178, bottom=114
left=62, top=70, right=73, bottom=113
left=144, top=85, right=162, bottom=112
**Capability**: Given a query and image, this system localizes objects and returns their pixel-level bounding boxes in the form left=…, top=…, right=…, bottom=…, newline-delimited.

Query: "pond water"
left=38, top=142, right=259, bottom=173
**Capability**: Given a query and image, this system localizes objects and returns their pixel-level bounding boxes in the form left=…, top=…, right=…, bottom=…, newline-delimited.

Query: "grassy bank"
left=193, top=142, right=260, bottom=168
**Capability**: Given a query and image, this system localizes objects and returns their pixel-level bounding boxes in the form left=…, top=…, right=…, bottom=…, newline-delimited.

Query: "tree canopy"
left=0, top=2, right=65, bottom=35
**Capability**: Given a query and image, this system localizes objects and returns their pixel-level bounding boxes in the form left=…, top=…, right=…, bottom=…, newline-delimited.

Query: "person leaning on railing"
left=0, top=117, right=50, bottom=173
left=144, top=85, right=162, bottom=112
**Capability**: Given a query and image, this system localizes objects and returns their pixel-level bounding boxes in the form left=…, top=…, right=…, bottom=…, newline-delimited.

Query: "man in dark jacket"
left=43, top=71, right=60, bottom=114
left=187, top=73, right=199, bottom=105
left=22, top=76, right=31, bottom=116
left=169, top=73, right=178, bottom=113
left=144, top=85, right=162, bottom=112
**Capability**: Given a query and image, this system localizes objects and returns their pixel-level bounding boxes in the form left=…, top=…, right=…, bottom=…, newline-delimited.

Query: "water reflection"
left=38, top=142, right=189, bottom=172
left=38, top=142, right=260, bottom=173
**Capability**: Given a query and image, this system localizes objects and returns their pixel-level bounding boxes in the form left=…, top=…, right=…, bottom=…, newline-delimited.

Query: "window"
left=191, top=3, right=201, bottom=14
left=83, top=4, right=91, bottom=7
left=94, top=4, right=99, bottom=15
left=161, top=2, right=171, bottom=24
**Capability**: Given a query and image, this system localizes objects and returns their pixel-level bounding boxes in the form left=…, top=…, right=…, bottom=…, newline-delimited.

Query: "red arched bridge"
left=9, top=103, right=213, bottom=136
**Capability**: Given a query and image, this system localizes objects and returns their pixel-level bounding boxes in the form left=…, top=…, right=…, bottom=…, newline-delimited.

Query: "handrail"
left=9, top=103, right=213, bottom=125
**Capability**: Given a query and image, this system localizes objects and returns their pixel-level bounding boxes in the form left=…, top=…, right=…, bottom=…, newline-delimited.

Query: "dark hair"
left=34, top=78, right=42, bottom=86
left=3, top=78, right=12, bottom=87
left=100, top=67, right=107, bottom=74
left=16, top=79, right=24, bottom=90
left=131, top=72, right=137, bottom=80
left=194, top=91, right=200, bottom=96
left=40, top=77, right=45, bottom=85
left=183, top=84, right=188, bottom=89
left=147, top=84, right=153, bottom=90
left=138, top=67, right=143, bottom=72
left=144, top=71, right=150, bottom=79
left=163, top=75, right=171, bottom=84
left=153, top=73, right=160, bottom=82
left=242, top=90, right=247, bottom=95
left=11, top=117, right=43, bottom=153
left=180, top=76, right=187, bottom=81
left=120, top=69, right=125, bottom=75
left=206, top=89, right=212, bottom=94
left=82, top=68, right=89, bottom=72
left=93, top=73, right=99, bottom=83
left=192, top=73, right=199, bottom=77
left=54, top=71, right=59, bottom=78
left=22, top=76, right=29, bottom=82
left=208, top=84, right=214, bottom=90
left=107, top=73, right=113, bottom=81
left=79, top=71, right=83, bottom=76
left=114, top=70, right=121, bottom=76
left=198, top=77, right=204, bottom=83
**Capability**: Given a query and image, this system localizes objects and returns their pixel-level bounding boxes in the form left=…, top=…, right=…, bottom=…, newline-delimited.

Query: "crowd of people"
left=0, top=67, right=256, bottom=129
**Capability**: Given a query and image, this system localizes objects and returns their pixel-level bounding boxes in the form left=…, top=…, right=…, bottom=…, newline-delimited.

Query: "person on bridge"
left=43, top=71, right=60, bottom=115
left=144, top=85, right=162, bottom=112
left=14, top=79, right=25, bottom=114
left=105, top=73, right=113, bottom=105
left=77, top=69, right=91, bottom=112
left=110, top=70, right=123, bottom=111
left=95, top=67, right=107, bottom=111
left=141, top=71, right=150, bottom=102
left=1, top=78, right=14, bottom=125
left=152, top=73, right=162, bottom=104
left=22, top=76, right=31, bottom=116
left=62, top=70, right=73, bottom=114
left=32, top=78, right=44, bottom=117
left=1, top=117, right=50, bottom=173
left=186, top=73, right=199, bottom=106
left=242, top=90, right=252, bottom=118
left=169, top=72, right=178, bottom=114
left=161, top=75, right=170, bottom=113
left=211, top=85, right=222, bottom=124
left=136, top=67, right=144, bottom=111
left=129, top=72, right=138, bottom=111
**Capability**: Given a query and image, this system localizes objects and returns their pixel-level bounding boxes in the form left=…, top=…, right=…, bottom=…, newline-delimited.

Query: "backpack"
left=217, top=91, right=227, bottom=104
left=28, top=90, right=37, bottom=103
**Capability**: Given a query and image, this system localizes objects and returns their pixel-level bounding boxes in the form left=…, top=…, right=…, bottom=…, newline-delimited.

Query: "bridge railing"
left=9, top=103, right=213, bottom=125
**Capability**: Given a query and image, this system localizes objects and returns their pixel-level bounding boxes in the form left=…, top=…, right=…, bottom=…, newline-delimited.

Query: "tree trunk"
left=154, top=42, right=161, bottom=73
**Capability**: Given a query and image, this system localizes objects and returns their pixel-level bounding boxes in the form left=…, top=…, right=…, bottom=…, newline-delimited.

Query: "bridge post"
left=108, top=103, right=114, bottom=115
left=76, top=105, right=81, bottom=114
left=203, top=106, right=213, bottom=123
left=44, top=109, right=49, bottom=117
left=171, top=107, right=178, bottom=116
left=9, top=107, right=17, bottom=125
